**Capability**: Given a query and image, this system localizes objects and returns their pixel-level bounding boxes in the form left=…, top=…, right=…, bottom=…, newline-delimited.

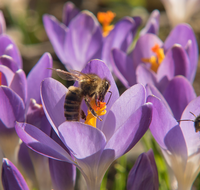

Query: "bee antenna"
left=189, top=111, right=197, bottom=118
left=177, top=119, right=195, bottom=122
left=106, top=91, right=112, bottom=105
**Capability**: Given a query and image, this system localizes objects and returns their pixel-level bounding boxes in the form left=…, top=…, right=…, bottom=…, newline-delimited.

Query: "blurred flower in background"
left=160, top=0, right=200, bottom=26
left=127, top=149, right=159, bottom=190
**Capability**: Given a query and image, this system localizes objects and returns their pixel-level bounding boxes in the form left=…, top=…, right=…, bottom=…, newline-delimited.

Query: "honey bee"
left=178, top=112, right=200, bottom=132
left=50, top=68, right=111, bottom=121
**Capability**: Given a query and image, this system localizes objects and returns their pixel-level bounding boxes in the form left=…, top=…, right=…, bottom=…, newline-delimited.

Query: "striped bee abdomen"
left=64, top=86, right=83, bottom=121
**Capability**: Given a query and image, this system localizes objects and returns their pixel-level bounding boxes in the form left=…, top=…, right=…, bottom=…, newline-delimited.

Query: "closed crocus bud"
left=127, top=149, right=159, bottom=190
left=2, top=158, right=29, bottom=190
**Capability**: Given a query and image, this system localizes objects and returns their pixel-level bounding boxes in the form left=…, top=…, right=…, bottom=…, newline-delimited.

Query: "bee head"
left=99, top=79, right=111, bottom=102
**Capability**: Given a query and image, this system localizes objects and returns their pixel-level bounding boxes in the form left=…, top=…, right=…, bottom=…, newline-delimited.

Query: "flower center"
left=141, top=44, right=165, bottom=72
left=97, top=10, right=116, bottom=37
left=84, top=99, right=107, bottom=128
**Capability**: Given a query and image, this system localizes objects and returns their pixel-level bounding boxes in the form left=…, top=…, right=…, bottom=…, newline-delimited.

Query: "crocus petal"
left=0, top=69, right=7, bottom=85
left=58, top=121, right=107, bottom=186
left=140, top=9, right=160, bottom=36
left=102, top=84, right=146, bottom=140
left=43, top=14, right=68, bottom=64
left=98, top=103, right=152, bottom=177
left=41, top=78, right=67, bottom=135
left=49, top=130, right=76, bottom=190
left=180, top=96, right=200, bottom=156
left=127, top=149, right=159, bottom=190
left=132, top=33, right=163, bottom=68
left=145, top=84, right=173, bottom=115
left=0, top=86, right=25, bottom=129
left=27, top=53, right=52, bottom=105
left=15, top=122, right=75, bottom=164
left=26, top=98, right=52, bottom=136
left=64, top=11, right=103, bottom=71
left=10, top=69, right=27, bottom=103
left=0, top=65, right=14, bottom=85
left=2, top=158, right=29, bottom=190
left=147, top=95, right=187, bottom=156
left=62, top=1, right=79, bottom=26
left=111, top=48, right=135, bottom=88
left=18, top=142, right=37, bottom=186
left=58, top=122, right=106, bottom=159
left=49, top=159, right=76, bottom=190
left=0, top=35, right=22, bottom=68
left=164, top=24, right=198, bottom=82
left=136, top=64, right=157, bottom=87
left=0, top=55, right=19, bottom=72
left=104, top=102, right=152, bottom=160
left=102, top=16, right=141, bottom=70
left=0, top=11, right=6, bottom=34
left=163, top=76, right=196, bottom=120
left=157, top=45, right=190, bottom=83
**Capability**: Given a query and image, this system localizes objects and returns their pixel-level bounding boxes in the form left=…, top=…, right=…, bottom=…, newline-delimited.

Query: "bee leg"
left=94, top=93, right=101, bottom=107
left=84, top=98, right=103, bottom=121
left=81, top=110, right=86, bottom=121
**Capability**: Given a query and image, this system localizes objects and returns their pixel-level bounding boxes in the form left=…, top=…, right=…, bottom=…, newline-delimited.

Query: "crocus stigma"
left=97, top=10, right=116, bottom=37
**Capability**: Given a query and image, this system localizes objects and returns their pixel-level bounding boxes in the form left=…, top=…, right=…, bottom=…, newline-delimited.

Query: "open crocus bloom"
left=15, top=59, right=152, bottom=190
left=148, top=95, right=200, bottom=190
left=0, top=52, right=53, bottom=189
left=146, top=75, right=196, bottom=121
left=43, top=2, right=141, bottom=71
left=112, top=23, right=198, bottom=92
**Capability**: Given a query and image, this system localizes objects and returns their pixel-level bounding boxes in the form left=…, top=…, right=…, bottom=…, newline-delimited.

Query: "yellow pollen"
left=97, top=10, right=116, bottom=37
left=141, top=44, right=165, bottom=72
left=84, top=99, right=107, bottom=128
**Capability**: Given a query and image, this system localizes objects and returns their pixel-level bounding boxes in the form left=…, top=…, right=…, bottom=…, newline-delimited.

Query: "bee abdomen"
left=64, top=86, right=83, bottom=121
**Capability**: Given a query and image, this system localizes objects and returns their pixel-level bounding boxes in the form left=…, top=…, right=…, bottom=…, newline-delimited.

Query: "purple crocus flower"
left=0, top=53, right=54, bottom=189
left=43, top=2, right=141, bottom=71
left=15, top=59, right=152, bottom=190
left=147, top=95, right=200, bottom=190
left=0, top=52, right=52, bottom=130
left=127, top=149, right=159, bottom=190
left=146, top=75, right=196, bottom=121
left=43, top=8, right=103, bottom=71
left=111, top=23, right=198, bottom=91
left=2, top=158, right=29, bottom=190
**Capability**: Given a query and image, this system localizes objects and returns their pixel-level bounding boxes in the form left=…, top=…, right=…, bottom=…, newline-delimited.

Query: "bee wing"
left=48, top=68, right=80, bottom=81
left=69, top=69, right=93, bottom=80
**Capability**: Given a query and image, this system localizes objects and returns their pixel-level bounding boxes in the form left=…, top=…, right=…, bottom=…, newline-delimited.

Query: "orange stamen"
left=141, top=44, right=165, bottom=73
left=97, top=10, right=116, bottom=37
left=85, top=99, right=107, bottom=128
